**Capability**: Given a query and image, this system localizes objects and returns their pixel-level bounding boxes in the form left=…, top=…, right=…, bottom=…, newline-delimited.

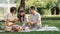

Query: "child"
left=6, top=7, right=18, bottom=24
left=18, top=10, right=30, bottom=31
left=2, top=7, right=19, bottom=32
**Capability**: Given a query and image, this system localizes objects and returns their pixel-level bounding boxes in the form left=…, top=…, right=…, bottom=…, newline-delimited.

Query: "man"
left=29, top=6, right=42, bottom=29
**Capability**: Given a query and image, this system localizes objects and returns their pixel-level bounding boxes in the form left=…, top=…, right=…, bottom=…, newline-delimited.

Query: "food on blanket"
left=25, top=26, right=30, bottom=31
left=2, top=22, right=22, bottom=32
left=12, top=25, right=22, bottom=32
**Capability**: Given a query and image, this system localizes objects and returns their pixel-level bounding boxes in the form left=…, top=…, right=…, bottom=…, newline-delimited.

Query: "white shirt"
left=21, top=15, right=29, bottom=23
left=5, top=13, right=15, bottom=20
left=30, top=12, right=42, bottom=26
left=21, top=15, right=29, bottom=27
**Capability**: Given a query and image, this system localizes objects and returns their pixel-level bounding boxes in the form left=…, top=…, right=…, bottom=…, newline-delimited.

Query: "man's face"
left=29, top=9, right=35, bottom=14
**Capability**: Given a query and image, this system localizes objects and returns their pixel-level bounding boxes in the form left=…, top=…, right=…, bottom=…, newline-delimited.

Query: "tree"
left=17, top=0, right=25, bottom=21
left=17, top=0, right=25, bottom=12
left=20, top=0, right=25, bottom=11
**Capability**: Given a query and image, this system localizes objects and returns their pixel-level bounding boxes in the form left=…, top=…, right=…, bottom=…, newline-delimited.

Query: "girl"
left=2, top=7, right=21, bottom=32
left=18, top=10, right=30, bottom=30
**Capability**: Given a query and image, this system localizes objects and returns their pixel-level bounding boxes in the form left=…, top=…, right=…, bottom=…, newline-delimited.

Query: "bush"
left=0, top=26, right=2, bottom=30
left=25, top=8, right=29, bottom=14
left=37, top=7, right=45, bottom=15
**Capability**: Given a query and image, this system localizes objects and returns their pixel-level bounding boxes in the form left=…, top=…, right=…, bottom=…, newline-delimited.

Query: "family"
left=2, top=6, right=42, bottom=32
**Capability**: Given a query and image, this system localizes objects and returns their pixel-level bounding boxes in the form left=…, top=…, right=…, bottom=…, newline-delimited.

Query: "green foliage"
left=16, top=0, right=21, bottom=7
left=0, top=26, right=2, bottom=30
left=37, top=7, right=45, bottom=15
left=25, top=0, right=55, bottom=8
left=25, top=0, right=55, bottom=15
left=16, top=0, right=60, bottom=15
left=0, top=8, right=4, bottom=14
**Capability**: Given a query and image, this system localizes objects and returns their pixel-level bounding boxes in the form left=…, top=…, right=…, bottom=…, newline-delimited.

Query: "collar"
left=32, top=12, right=38, bottom=16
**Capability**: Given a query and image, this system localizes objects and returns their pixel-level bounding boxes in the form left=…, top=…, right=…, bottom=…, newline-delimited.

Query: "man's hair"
left=10, top=7, right=16, bottom=13
left=30, top=6, right=36, bottom=10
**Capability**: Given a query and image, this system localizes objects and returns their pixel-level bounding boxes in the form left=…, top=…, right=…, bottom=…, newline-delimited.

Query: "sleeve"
left=5, top=14, right=10, bottom=20
left=6, top=13, right=14, bottom=21
left=7, top=14, right=11, bottom=19
left=25, top=15, right=29, bottom=22
left=38, top=14, right=41, bottom=21
left=37, top=14, right=42, bottom=27
left=29, top=14, right=32, bottom=22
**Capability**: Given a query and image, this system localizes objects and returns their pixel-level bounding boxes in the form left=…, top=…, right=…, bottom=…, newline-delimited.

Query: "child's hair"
left=18, top=10, right=25, bottom=23
left=10, top=7, right=16, bottom=13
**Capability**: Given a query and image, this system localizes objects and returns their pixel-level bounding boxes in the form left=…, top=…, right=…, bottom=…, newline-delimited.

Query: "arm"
left=25, top=15, right=29, bottom=22
left=36, top=14, right=41, bottom=24
left=36, top=14, right=42, bottom=27
left=7, top=14, right=18, bottom=22
left=7, top=18, right=16, bottom=22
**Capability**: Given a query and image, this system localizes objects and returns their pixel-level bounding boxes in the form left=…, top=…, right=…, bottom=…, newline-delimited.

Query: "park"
left=0, top=0, right=60, bottom=34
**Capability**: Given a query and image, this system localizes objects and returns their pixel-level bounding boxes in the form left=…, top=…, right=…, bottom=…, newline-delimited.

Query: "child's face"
left=13, top=10, right=16, bottom=14
left=12, top=10, right=16, bottom=14
left=20, top=12, right=25, bottom=16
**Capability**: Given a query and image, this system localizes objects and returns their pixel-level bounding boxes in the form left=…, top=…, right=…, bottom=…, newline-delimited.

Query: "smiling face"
left=29, top=6, right=36, bottom=14
left=20, top=12, right=25, bottom=16
left=12, top=10, right=16, bottom=14
left=29, top=8, right=36, bottom=14
left=19, top=11, right=25, bottom=17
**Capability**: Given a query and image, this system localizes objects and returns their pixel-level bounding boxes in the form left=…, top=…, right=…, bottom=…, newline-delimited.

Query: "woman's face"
left=20, top=12, right=25, bottom=16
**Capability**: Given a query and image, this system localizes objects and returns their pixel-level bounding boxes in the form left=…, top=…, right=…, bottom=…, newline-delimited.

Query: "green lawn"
left=0, top=31, right=60, bottom=34
left=42, top=20, right=60, bottom=29
left=0, top=16, right=60, bottom=34
left=0, top=20, right=60, bottom=29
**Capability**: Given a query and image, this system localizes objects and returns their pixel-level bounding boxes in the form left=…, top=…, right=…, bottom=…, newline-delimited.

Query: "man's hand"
left=26, top=22, right=34, bottom=25
left=30, top=22, right=34, bottom=24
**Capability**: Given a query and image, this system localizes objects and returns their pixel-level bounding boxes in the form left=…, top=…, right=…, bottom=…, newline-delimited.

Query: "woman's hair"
left=10, top=7, right=16, bottom=13
left=18, top=10, right=25, bottom=23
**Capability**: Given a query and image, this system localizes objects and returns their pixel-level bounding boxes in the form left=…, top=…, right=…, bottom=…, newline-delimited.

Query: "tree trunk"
left=20, top=0, right=25, bottom=11
left=17, top=0, right=25, bottom=21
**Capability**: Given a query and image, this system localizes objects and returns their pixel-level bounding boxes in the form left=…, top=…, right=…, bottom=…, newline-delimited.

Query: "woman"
left=2, top=7, right=18, bottom=32
left=2, top=7, right=23, bottom=32
left=18, top=10, right=30, bottom=30
left=6, top=7, right=18, bottom=26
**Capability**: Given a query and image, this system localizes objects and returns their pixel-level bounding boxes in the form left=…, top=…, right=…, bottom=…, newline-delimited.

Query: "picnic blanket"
left=23, top=26, right=59, bottom=32
left=0, top=26, right=59, bottom=32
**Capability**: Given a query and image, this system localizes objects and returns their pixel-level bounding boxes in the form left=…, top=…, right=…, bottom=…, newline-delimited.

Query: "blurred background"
left=0, top=0, right=60, bottom=31
left=0, top=0, right=60, bottom=15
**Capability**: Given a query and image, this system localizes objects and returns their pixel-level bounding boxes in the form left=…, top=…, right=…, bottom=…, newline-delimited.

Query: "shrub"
left=37, top=7, right=45, bottom=15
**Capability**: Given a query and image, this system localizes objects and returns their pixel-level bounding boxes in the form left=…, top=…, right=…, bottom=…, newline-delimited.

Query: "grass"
left=0, top=31, right=60, bottom=34
left=0, top=16, right=60, bottom=34
left=0, top=20, right=60, bottom=29
left=42, top=20, right=60, bottom=29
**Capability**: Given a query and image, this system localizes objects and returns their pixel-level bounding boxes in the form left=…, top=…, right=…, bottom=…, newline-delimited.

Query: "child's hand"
left=28, top=22, right=34, bottom=25
left=14, top=17, right=19, bottom=21
left=30, top=22, right=33, bottom=24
